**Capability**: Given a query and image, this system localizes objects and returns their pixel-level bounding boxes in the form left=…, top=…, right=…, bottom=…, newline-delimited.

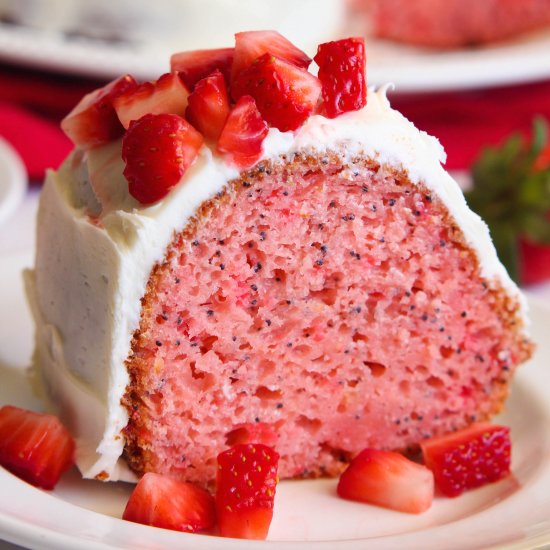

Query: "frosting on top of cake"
left=27, top=87, right=527, bottom=482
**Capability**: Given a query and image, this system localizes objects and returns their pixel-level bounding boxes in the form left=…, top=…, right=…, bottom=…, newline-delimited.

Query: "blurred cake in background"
left=0, top=0, right=345, bottom=73
left=354, top=0, right=550, bottom=48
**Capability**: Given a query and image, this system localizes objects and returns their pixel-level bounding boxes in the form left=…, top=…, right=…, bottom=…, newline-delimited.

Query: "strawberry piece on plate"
left=61, top=74, right=137, bottom=149
left=225, top=422, right=278, bottom=448
left=421, top=423, right=512, bottom=497
left=337, top=448, right=434, bottom=514
left=171, top=47, right=234, bottom=90
left=217, top=95, right=268, bottom=168
left=216, top=443, right=279, bottom=540
left=113, top=73, right=190, bottom=129
left=0, top=405, right=75, bottom=490
left=186, top=70, right=230, bottom=142
left=314, top=37, right=367, bottom=119
left=232, top=53, right=321, bottom=132
left=122, top=113, right=203, bottom=205
left=232, top=30, right=311, bottom=81
left=123, top=472, right=216, bottom=533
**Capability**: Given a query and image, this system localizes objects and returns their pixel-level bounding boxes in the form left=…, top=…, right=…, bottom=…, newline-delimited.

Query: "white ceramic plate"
left=0, top=138, right=26, bottom=227
left=1, top=18, right=550, bottom=91
left=367, top=28, right=550, bottom=93
left=1, top=250, right=550, bottom=549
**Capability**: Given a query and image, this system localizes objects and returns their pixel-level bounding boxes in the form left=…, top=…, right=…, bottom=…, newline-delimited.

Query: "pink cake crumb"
left=123, top=154, right=531, bottom=487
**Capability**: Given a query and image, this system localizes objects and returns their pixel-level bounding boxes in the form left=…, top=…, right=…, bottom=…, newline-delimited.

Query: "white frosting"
left=27, top=87, right=527, bottom=482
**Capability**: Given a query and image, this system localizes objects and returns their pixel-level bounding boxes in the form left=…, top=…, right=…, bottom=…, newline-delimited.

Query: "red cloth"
left=393, top=80, right=550, bottom=171
left=1, top=61, right=550, bottom=181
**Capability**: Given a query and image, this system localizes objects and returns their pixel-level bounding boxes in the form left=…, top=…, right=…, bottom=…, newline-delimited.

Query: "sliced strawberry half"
left=122, top=113, right=203, bottom=205
left=123, top=472, right=216, bottom=533
left=337, top=448, right=434, bottom=514
left=216, top=443, right=279, bottom=540
left=113, top=73, right=189, bottom=129
left=232, top=53, right=321, bottom=132
left=0, top=405, right=75, bottom=490
left=314, top=37, right=367, bottom=119
left=217, top=95, right=268, bottom=168
left=421, top=423, right=512, bottom=497
left=225, top=423, right=278, bottom=448
left=232, top=30, right=311, bottom=81
left=61, top=74, right=138, bottom=149
left=186, top=70, right=230, bottom=142
left=171, top=47, right=234, bottom=90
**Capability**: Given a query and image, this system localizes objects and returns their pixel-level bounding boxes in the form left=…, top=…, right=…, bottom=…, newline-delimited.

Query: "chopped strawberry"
left=232, top=54, right=321, bottom=132
left=216, top=443, right=279, bottom=540
left=337, top=448, right=434, bottom=514
left=232, top=30, right=311, bottom=81
left=113, top=73, right=189, bottom=129
left=171, top=47, right=234, bottom=90
left=186, top=70, right=230, bottom=142
left=217, top=95, right=268, bottom=168
left=420, top=423, right=512, bottom=497
left=0, top=405, right=75, bottom=490
left=123, top=472, right=216, bottom=533
left=122, top=113, right=203, bottom=205
left=225, top=423, right=278, bottom=448
left=314, top=37, right=367, bottom=118
left=61, top=74, right=138, bottom=149
left=519, top=237, right=550, bottom=285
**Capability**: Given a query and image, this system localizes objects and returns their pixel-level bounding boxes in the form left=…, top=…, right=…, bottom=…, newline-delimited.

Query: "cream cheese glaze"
left=26, top=87, right=527, bottom=482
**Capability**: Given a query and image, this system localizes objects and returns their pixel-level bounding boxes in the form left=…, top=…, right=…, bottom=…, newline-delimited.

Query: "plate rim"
left=0, top=137, right=27, bottom=226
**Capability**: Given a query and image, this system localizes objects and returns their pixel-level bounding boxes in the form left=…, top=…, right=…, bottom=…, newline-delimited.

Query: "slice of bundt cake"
left=26, top=31, right=533, bottom=486
left=362, top=0, right=550, bottom=48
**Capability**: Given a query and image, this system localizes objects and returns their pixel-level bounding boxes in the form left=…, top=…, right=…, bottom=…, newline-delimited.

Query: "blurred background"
left=0, top=0, right=549, bottom=283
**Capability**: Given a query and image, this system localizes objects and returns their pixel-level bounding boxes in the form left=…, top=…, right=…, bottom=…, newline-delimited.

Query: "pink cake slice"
left=27, top=32, right=533, bottom=486
left=122, top=153, right=531, bottom=486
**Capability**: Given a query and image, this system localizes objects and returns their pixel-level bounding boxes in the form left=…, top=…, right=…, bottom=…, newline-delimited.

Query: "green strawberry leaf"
left=465, top=117, right=550, bottom=282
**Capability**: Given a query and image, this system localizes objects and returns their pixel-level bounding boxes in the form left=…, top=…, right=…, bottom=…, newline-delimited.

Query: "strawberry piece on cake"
left=186, top=70, right=230, bottom=142
left=123, top=472, right=216, bottom=532
left=0, top=405, right=74, bottom=490
left=216, top=444, right=279, bottom=540
left=217, top=95, right=268, bottom=168
left=232, top=53, right=321, bottom=131
left=421, top=423, right=512, bottom=497
left=61, top=74, right=137, bottom=149
left=337, top=448, right=434, bottom=513
left=113, top=73, right=190, bottom=129
left=314, top=37, right=367, bottom=118
left=171, top=47, right=234, bottom=90
left=232, top=30, right=311, bottom=81
left=122, top=113, right=203, bottom=204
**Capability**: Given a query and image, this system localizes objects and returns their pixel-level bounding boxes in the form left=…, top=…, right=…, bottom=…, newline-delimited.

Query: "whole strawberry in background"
left=466, top=117, right=550, bottom=285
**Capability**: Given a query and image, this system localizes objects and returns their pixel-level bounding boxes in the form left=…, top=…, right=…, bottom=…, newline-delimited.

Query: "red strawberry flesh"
left=122, top=113, right=203, bottom=205
left=420, top=423, right=512, bottom=497
left=337, top=448, right=434, bottom=514
left=314, top=37, right=367, bottom=118
left=113, top=72, right=189, bottom=129
left=217, top=95, right=268, bottom=168
left=232, top=30, right=311, bottom=81
left=232, top=53, right=321, bottom=132
left=186, top=70, right=230, bottom=142
left=0, top=405, right=75, bottom=490
left=216, top=443, right=279, bottom=540
left=123, top=472, right=215, bottom=533
left=171, top=47, right=234, bottom=90
left=61, top=74, right=138, bottom=149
